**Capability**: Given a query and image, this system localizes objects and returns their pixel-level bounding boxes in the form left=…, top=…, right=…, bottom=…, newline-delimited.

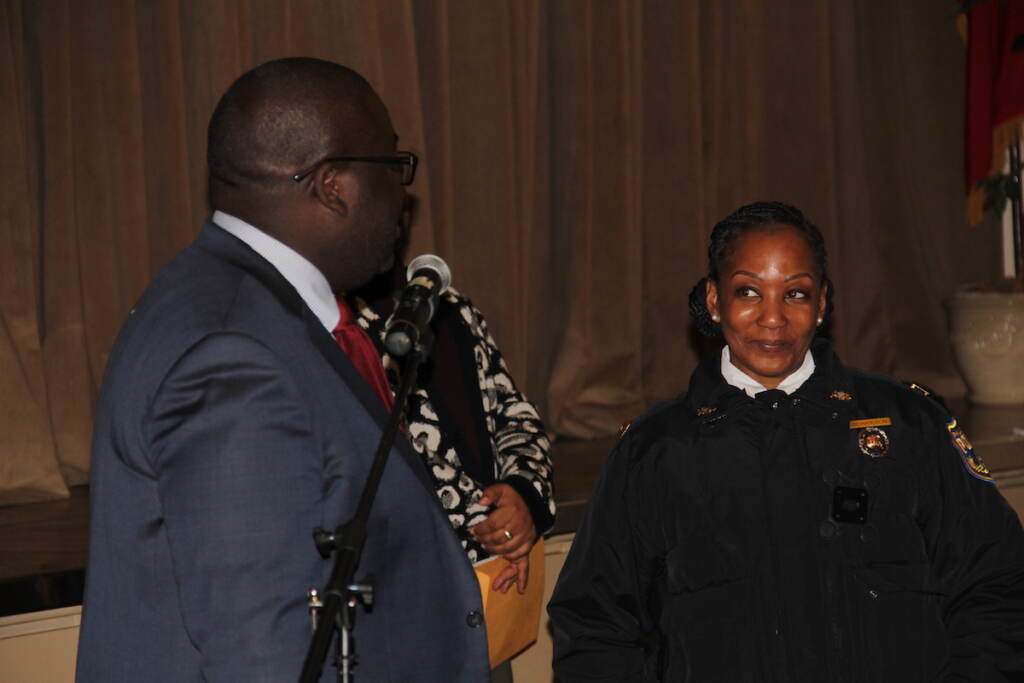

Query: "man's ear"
left=705, top=278, right=719, bottom=320
left=312, top=164, right=350, bottom=217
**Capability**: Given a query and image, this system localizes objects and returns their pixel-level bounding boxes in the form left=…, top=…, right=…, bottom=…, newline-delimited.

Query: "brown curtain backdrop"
left=0, top=0, right=998, bottom=503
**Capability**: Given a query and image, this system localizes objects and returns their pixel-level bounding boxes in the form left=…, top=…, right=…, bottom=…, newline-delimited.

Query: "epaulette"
left=902, top=380, right=948, bottom=410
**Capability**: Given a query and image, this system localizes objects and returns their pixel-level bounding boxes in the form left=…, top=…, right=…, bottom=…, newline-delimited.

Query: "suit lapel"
left=194, top=221, right=439, bottom=497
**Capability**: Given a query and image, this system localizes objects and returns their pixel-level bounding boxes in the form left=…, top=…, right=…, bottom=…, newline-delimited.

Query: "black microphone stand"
left=299, top=329, right=433, bottom=683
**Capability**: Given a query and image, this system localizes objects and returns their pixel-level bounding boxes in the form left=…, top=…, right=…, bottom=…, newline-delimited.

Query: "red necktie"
left=332, top=298, right=394, bottom=410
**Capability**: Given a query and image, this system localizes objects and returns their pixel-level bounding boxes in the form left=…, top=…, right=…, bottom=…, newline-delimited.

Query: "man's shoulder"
left=123, top=245, right=250, bottom=339
left=105, top=239, right=306, bottom=389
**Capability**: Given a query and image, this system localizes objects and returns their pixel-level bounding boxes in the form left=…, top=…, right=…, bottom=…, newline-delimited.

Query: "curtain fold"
left=0, top=0, right=997, bottom=501
left=0, top=0, right=69, bottom=502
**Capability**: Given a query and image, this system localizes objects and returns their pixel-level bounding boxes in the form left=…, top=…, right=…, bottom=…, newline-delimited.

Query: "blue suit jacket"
left=76, top=221, right=489, bottom=682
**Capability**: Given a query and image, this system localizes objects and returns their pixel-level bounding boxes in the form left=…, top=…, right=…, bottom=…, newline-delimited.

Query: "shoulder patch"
left=946, top=418, right=994, bottom=483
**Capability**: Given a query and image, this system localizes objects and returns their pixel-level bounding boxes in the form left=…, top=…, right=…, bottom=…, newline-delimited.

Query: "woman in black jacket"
left=549, top=202, right=1024, bottom=682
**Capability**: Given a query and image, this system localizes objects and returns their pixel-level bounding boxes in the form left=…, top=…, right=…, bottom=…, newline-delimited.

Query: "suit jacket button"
left=466, top=610, right=484, bottom=628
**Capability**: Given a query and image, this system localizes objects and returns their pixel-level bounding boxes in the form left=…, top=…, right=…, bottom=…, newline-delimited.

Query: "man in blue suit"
left=76, top=57, right=490, bottom=682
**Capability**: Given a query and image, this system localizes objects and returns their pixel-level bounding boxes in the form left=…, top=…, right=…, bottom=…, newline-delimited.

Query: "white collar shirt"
left=212, top=210, right=340, bottom=333
left=720, top=345, right=816, bottom=398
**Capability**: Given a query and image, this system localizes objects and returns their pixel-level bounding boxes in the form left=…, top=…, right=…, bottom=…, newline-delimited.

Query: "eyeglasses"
left=291, top=151, right=418, bottom=185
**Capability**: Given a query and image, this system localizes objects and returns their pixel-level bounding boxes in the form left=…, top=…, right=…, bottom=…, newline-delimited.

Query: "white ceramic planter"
left=948, top=290, right=1024, bottom=405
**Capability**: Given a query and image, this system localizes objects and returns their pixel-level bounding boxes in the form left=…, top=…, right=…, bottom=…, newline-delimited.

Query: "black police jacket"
left=549, top=339, right=1024, bottom=682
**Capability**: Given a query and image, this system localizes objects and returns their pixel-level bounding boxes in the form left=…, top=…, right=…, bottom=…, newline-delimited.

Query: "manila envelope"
left=473, top=538, right=545, bottom=669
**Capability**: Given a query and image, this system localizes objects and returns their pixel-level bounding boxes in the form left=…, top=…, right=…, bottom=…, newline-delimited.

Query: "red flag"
left=963, top=0, right=1024, bottom=225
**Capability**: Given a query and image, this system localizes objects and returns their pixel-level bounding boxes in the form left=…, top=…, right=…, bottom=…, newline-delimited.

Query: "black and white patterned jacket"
left=355, top=287, right=555, bottom=563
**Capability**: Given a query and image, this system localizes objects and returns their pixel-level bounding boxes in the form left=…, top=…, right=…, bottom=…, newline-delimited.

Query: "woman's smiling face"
left=705, top=224, right=827, bottom=389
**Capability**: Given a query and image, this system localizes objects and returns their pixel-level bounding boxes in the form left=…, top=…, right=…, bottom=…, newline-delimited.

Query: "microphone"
left=384, top=254, right=451, bottom=357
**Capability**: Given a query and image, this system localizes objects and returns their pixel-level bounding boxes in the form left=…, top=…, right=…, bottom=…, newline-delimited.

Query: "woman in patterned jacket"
left=352, top=261, right=555, bottom=594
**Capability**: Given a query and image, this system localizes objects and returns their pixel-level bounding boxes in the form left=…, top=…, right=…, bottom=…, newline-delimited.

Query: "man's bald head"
left=206, top=58, right=405, bottom=293
left=207, top=57, right=379, bottom=195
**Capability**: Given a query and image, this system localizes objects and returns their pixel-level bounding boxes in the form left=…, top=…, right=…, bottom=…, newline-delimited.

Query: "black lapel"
left=194, top=221, right=437, bottom=496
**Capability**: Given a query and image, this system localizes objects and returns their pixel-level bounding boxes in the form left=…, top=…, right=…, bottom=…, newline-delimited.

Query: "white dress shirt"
left=720, top=345, right=815, bottom=398
left=212, top=210, right=339, bottom=332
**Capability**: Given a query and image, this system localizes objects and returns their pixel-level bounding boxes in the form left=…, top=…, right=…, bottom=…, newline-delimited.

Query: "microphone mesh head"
left=406, top=254, right=451, bottom=293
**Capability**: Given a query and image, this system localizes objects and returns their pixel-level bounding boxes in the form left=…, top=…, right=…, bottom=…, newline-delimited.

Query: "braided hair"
left=688, top=201, right=835, bottom=337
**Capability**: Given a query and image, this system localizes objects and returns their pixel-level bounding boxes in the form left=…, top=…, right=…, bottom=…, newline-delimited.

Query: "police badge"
left=946, top=418, right=993, bottom=483
left=857, top=427, right=890, bottom=458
